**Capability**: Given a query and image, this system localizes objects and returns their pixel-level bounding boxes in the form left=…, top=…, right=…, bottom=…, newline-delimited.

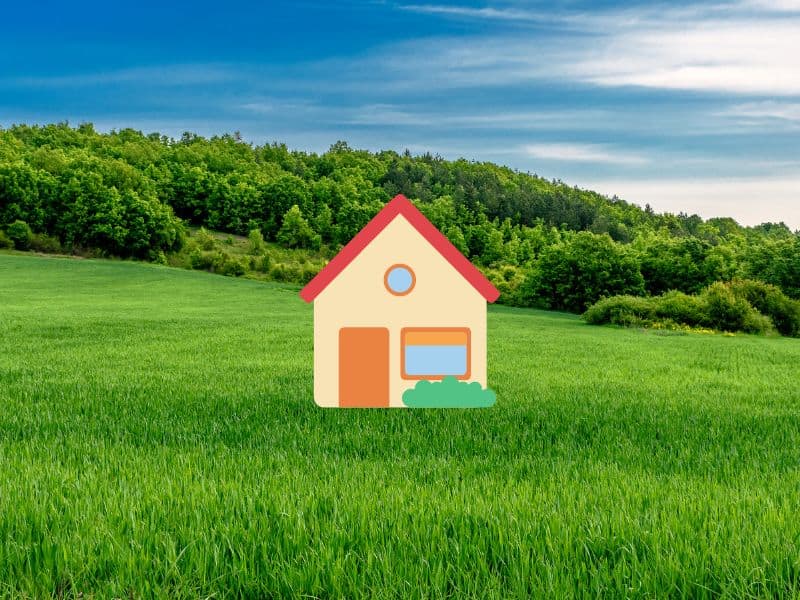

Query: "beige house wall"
left=313, top=215, right=487, bottom=407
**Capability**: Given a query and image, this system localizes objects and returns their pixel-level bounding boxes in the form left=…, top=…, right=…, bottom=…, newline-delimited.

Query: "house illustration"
left=300, top=194, right=500, bottom=408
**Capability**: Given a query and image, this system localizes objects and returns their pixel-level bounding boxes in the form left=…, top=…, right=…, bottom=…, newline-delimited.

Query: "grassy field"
left=1, top=253, right=799, bottom=598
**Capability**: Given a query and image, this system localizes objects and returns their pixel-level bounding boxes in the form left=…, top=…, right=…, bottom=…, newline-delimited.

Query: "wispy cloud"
left=1, top=64, right=237, bottom=88
left=397, top=4, right=548, bottom=22
left=718, top=101, right=800, bottom=123
left=570, top=20, right=800, bottom=95
left=525, top=143, right=649, bottom=165
left=383, top=2, right=800, bottom=96
left=338, top=104, right=612, bottom=129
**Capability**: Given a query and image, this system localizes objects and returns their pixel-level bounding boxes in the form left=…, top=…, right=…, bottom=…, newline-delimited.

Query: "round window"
left=384, top=264, right=415, bottom=296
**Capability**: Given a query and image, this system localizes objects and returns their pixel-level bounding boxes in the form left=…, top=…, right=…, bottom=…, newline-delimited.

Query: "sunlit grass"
left=1, top=254, right=799, bottom=597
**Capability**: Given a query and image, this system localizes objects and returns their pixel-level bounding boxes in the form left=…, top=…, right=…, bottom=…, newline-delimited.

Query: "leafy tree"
left=6, top=220, right=33, bottom=250
left=528, top=232, right=645, bottom=312
left=277, top=205, right=320, bottom=249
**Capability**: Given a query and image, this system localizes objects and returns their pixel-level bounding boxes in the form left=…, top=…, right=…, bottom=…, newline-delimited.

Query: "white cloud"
left=525, top=143, right=649, bottom=165
left=339, top=104, right=612, bottom=129
left=571, top=20, right=800, bottom=96
left=384, top=3, right=800, bottom=96
left=397, top=4, right=547, bottom=22
left=719, top=101, right=800, bottom=123
left=583, top=176, right=800, bottom=229
left=739, top=0, right=800, bottom=11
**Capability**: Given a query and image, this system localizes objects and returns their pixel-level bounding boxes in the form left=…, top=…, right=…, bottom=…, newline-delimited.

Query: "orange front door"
left=339, top=327, right=390, bottom=408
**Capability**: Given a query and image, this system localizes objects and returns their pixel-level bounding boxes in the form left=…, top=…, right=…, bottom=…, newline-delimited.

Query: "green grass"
left=1, top=253, right=799, bottom=598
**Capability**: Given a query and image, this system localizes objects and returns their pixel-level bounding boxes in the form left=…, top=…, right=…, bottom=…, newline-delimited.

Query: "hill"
left=1, top=254, right=799, bottom=596
left=1, top=123, right=799, bottom=316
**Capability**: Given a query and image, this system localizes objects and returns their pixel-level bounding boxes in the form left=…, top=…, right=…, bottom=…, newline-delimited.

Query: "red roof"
left=299, top=194, right=500, bottom=303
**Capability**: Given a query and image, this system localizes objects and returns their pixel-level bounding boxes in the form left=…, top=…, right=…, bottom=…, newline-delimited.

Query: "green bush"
left=402, top=377, right=496, bottom=408
left=583, top=295, right=654, bottom=326
left=0, top=230, right=12, bottom=249
left=652, top=290, right=706, bottom=326
left=195, top=227, right=216, bottom=251
left=6, top=220, right=33, bottom=250
left=220, top=256, right=246, bottom=277
left=300, top=264, right=319, bottom=284
left=728, top=279, right=800, bottom=337
left=189, top=249, right=216, bottom=271
left=256, top=253, right=272, bottom=273
left=584, top=281, right=780, bottom=336
left=702, top=282, right=772, bottom=334
left=247, top=229, right=265, bottom=255
left=269, top=263, right=302, bottom=283
left=29, top=233, right=62, bottom=253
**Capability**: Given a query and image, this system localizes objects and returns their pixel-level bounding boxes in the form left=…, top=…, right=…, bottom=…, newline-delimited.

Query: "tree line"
left=1, top=122, right=798, bottom=319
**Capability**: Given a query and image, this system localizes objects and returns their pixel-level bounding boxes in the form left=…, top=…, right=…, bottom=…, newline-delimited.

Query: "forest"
left=1, top=122, right=799, bottom=334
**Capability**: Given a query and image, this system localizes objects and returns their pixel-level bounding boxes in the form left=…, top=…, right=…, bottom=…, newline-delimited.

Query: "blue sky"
left=1, top=0, right=799, bottom=228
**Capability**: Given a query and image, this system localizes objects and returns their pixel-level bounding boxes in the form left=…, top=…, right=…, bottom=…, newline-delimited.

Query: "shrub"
left=150, top=249, right=168, bottom=265
left=300, top=264, right=319, bottom=284
left=256, top=253, right=272, bottom=273
left=189, top=249, right=216, bottom=271
left=702, top=282, right=772, bottom=334
left=270, top=263, right=303, bottom=283
left=728, top=279, right=800, bottom=337
left=402, top=377, right=496, bottom=408
left=583, top=295, right=654, bottom=326
left=220, top=256, right=246, bottom=277
left=195, top=227, right=216, bottom=251
left=247, top=229, right=265, bottom=254
left=0, top=230, right=12, bottom=249
left=6, top=220, right=33, bottom=250
left=29, top=233, right=62, bottom=254
left=652, top=290, right=706, bottom=327
left=584, top=282, right=782, bottom=336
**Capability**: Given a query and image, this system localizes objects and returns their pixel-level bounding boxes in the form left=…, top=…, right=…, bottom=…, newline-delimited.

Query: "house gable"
left=299, top=194, right=500, bottom=303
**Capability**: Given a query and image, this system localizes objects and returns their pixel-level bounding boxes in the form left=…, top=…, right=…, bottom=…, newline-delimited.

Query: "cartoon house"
left=300, top=194, right=500, bottom=408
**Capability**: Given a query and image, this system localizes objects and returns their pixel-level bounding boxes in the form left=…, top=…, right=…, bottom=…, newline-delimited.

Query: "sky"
left=1, top=0, right=799, bottom=228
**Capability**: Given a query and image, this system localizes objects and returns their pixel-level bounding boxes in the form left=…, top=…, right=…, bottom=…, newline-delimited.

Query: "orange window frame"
left=400, top=327, right=471, bottom=380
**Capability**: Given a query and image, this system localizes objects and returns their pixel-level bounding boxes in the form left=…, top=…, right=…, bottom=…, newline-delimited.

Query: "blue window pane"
left=386, top=266, right=413, bottom=293
left=404, top=345, right=467, bottom=376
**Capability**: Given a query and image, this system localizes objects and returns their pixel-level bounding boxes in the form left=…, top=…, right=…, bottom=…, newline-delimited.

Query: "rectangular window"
left=401, top=328, right=470, bottom=380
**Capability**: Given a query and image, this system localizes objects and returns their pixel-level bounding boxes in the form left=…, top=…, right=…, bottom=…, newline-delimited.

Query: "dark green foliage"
left=528, top=232, right=645, bottom=312
left=703, top=282, right=772, bottom=334
left=29, top=233, right=62, bottom=254
left=0, top=230, right=12, bottom=249
left=584, top=295, right=656, bottom=327
left=6, top=220, right=33, bottom=250
left=1, top=123, right=799, bottom=314
left=652, top=290, right=707, bottom=325
left=742, top=237, right=800, bottom=299
left=402, top=376, right=497, bottom=408
left=219, top=256, right=246, bottom=277
left=728, top=279, right=800, bottom=337
left=637, top=235, right=727, bottom=295
left=189, top=249, right=216, bottom=271
left=585, top=280, right=798, bottom=336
